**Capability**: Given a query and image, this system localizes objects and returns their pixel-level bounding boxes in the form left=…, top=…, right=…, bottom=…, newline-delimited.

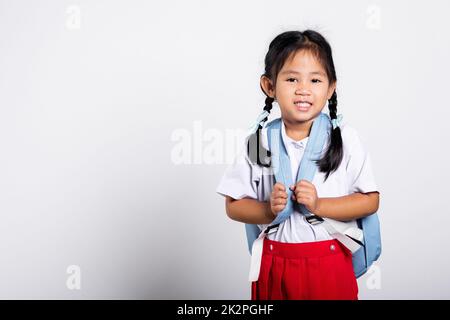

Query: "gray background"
left=0, top=0, right=448, bottom=299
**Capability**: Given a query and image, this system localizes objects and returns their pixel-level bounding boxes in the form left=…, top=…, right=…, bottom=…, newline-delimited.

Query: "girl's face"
left=262, top=50, right=336, bottom=127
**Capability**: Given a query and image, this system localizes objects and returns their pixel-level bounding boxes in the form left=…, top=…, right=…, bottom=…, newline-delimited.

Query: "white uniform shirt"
left=216, top=113, right=379, bottom=243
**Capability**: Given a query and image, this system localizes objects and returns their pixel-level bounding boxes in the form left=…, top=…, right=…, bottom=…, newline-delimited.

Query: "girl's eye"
left=287, top=78, right=322, bottom=83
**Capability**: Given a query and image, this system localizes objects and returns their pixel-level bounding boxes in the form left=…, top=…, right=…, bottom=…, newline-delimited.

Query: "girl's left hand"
left=289, top=180, right=321, bottom=214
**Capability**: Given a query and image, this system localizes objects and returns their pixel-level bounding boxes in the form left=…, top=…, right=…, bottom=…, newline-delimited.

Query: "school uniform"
left=216, top=113, right=379, bottom=300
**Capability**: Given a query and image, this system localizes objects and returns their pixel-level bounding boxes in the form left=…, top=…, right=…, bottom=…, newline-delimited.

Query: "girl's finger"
left=298, top=195, right=312, bottom=204
left=296, top=189, right=312, bottom=197
left=276, top=191, right=288, bottom=199
left=272, top=197, right=286, bottom=205
left=274, top=183, right=285, bottom=192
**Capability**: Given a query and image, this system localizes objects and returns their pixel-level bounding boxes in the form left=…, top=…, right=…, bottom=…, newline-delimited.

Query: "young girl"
left=216, top=30, right=380, bottom=300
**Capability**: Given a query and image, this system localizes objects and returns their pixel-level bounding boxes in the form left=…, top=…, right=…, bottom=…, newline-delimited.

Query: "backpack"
left=245, top=112, right=381, bottom=279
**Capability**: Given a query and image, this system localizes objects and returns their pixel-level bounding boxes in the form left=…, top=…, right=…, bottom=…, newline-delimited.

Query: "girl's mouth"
left=294, top=101, right=312, bottom=111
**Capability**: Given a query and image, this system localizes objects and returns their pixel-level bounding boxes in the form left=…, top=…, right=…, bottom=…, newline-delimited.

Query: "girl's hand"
left=270, top=183, right=288, bottom=216
left=290, top=180, right=321, bottom=214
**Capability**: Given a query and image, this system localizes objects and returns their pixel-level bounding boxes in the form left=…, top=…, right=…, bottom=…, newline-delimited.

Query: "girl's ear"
left=327, top=81, right=337, bottom=99
left=260, top=75, right=275, bottom=98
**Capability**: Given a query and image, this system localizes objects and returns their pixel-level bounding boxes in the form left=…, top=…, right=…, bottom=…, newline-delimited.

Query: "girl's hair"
left=251, top=30, right=342, bottom=182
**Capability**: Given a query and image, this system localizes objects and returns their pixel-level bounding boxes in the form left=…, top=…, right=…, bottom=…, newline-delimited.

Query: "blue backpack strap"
left=353, top=211, right=382, bottom=278
left=269, top=113, right=330, bottom=225
left=245, top=224, right=260, bottom=253
left=244, top=113, right=381, bottom=279
left=244, top=113, right=330, bottom=253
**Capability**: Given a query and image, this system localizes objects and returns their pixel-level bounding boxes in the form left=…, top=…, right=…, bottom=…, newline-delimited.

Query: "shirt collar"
left=281, top=119, right=309, bottom=150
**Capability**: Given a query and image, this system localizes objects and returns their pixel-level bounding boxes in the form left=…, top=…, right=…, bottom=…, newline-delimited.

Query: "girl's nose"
left=295, top=87, right=311, bottom=95
left=295, top=81, right=312, bottom=94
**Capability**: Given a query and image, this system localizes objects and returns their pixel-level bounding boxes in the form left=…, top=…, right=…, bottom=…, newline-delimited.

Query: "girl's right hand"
left=270, top=183, right=288, bottom=216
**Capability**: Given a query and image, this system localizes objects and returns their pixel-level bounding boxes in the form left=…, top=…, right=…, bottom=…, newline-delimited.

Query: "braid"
left=247, top=96, right=274, bottom=167
left=328, top=91, right=338, bottom=125
left=260, top=96, right=274, bottom=128
left=316, top=90, right=344, bottom=181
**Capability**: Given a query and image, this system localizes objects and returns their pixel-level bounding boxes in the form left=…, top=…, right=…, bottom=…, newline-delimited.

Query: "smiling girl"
left=216, top=30, right=380, bottom=300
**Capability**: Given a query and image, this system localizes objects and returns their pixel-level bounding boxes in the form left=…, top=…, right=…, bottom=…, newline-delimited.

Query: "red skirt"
left=251, top=238, right=358, bottom=300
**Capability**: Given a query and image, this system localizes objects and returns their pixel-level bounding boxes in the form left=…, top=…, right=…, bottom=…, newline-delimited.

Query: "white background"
left=0, top=0, right=449, bottom=299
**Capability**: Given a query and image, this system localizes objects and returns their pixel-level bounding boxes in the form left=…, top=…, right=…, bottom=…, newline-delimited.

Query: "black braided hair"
left=316, top=91, right=343, bottom=181
left=248, top=30, right=344, bottom=181
left=247, top=96, right=274, bottom=167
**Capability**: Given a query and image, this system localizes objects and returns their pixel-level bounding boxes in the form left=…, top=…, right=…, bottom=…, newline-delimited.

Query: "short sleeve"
left=216, top=140, right=261, bottom=200
left=344, top=127, right=379, bottom=194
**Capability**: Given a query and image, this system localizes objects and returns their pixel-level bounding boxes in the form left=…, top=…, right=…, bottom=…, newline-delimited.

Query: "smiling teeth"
left=295, top=102, right=311, bottom=107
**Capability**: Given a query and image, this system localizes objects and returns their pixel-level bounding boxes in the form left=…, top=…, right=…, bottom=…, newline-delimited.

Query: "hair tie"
left=331, top=114, right=343, bottom=130
left=248, top=110, right=270, bottom=134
